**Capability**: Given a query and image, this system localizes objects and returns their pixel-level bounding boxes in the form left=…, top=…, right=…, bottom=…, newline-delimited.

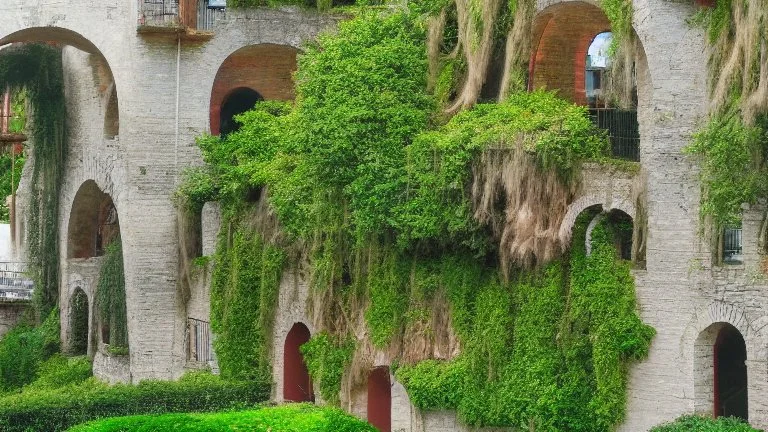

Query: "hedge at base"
left=649, top=415, right=762, bottom=432
left=68, top=404, right=377, bottom=432
left=0, top=372, right=269, bottom=432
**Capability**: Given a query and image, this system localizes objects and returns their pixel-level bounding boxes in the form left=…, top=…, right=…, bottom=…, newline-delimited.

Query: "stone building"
left=0, top=0, right=762, bottom=431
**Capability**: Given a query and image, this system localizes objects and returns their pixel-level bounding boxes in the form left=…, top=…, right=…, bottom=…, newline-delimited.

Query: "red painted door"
left=367, top=367, right=391, bottom=432
left=283, top=323, right=313, bottom=402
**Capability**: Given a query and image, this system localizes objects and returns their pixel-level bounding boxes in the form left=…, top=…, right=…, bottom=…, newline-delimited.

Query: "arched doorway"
left=69, top=288, right=89, bottom=355
left=367, top=366, right=391, bottom=432
left=283, top=322, right=313, bottom=402
left=714, top=324, right=748, bottom=420
left=219, top=87, right=262, bottom=136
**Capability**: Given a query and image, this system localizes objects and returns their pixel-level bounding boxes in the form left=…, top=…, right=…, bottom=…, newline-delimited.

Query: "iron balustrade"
left=588, top=108, right=640, bottom=162
left=723, top=227, right=743, bottom=265
left=0, top=262, right=33, bottom=300
left=186, top=318, right=213, bottom=363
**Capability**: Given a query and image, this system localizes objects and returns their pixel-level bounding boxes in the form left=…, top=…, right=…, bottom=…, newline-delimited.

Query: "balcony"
left=589, top=108, right=640, bottom=162
left=137, top=0, right=226, bottom=40
left=0, top=262, right=34, bottom=302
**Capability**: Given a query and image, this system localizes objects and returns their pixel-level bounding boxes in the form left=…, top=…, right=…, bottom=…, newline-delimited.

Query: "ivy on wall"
left=0, top=151, right=24, bottom=224
left=96, top=237, right=129, bottom=352
left=178, top=4, right=650, bottom=429
left=0, top=44, right=67, bottom=317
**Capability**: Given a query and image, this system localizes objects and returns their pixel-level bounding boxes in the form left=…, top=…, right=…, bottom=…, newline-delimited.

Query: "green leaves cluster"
left=687, top=113, right=768, bottom=226
left=210, top=220, right=286, bottom=382
left=395, top=213, right=654, bottom=430
left=0, top=309, right=60, bottom=392
left=300, top=333, right=355, bottom=405
left=650, top=415, right=761, bottom=432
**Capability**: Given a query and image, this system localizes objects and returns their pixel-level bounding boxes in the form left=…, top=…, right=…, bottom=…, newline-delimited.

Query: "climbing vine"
left=0, top=44, right=67, bottom=317
left=96, top=237, right=129, bottom=351
left=178, top=5, right=650, bottom=428
left=688, top=0, right=768, bottom=228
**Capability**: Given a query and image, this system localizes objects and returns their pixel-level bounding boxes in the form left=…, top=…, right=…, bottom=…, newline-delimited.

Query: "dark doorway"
left=283, top=323, right=313, bottom=402
left=714, top=324, right=748, bottom=420
left=70, top=288, right=89, bottom=355
left=367, top=366, right=391, bottom=432
left=219, top=87, right=262, bottom=136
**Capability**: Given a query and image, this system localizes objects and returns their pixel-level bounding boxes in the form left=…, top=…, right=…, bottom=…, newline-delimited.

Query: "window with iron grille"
left=722, top=226, right=743, bottom=265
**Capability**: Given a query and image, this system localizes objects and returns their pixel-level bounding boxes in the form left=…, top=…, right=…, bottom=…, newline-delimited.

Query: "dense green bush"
left=650, top=415, right=762, bottom=432
left=0, top=309, right=60, bottom=391
left=22, top=354, right=93, bottom=391
left=0, top=372, right=269, bottom=432
left=68, top=404, right=377, bottom=432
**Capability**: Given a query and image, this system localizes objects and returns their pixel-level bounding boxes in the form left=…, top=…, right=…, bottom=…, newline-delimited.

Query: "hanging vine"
left=0, top=44, right=67, bottom=317
left=96, top=236, right=129, bottom=352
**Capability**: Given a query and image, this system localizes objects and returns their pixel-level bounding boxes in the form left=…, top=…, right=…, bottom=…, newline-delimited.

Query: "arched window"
left=586, top=32, right=612, bottom=109
left=219, top=87, right=262, bottom=136
left=367, top=366, right=391, bottom=432
left=283, top=323, right=313, bottom=402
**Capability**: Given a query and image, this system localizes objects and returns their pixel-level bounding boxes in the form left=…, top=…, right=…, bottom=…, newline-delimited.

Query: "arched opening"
left=209, top=44, right=299, bottom=135
left=367, top=366, right=391, bottom=432
left=219, top=87, right=262, bottom=136
left=67, top=180, right=120, bottom=259
left=586, top=31, right=612, bottom=108
left=104, top=85, right=119, bottom=139
left=605, top=209, right=633, bottom=261
left=69, top=288, right=89, bottom=355
left=714, top=324, right=748, bottom=420
left=283, top=322, right=313, bottom=402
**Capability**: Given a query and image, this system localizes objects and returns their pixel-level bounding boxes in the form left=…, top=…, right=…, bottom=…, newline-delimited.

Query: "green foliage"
left=96, top=237, right=129, bottom=350
left=650, top=415, right=761, bottom=432
left=210, top=219, right=286, bottom=382
left=68, top=404, right=377, bottom=432
left=0, top=309, right=60, bottom=391
left=0, top=150, right=24, bottom=223
left=0, top=44, right=67, bottom=317
left=23, top=354, right=92, bottom=391
left=70, top=289, right=89, bottom=355
left=0, top=371, right=269, bottom=432
left=687, top=112, right=768, bottom=226
left=395, top=214, right=654, bottom=430
left=300, top=333, right=354, bottom=405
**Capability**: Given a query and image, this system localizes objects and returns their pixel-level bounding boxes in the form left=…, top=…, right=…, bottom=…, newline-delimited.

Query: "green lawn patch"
left=68, top=404, right=376, bottom=432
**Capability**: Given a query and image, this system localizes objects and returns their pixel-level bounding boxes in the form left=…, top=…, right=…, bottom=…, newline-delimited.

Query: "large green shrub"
left=650, top=415, right=762, bottom=432
left=0, top=309, right=60, bottom=391
left=68, top=404, right=377, bottom=432
left=0, top=372, right=269, bottom=432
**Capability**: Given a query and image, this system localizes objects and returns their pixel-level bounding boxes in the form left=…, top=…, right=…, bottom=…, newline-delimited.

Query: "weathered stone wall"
left=0, top=301, right=29, bottom=339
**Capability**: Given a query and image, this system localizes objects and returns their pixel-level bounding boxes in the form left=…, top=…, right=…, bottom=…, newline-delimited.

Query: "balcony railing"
left=138, top=0, right=225, bottom=34
left=589, top=108, right=640, bottom=162
left=723, top=226, right=743, bottom=265
left=0, top=262, right=34, bottom=301
left=186, top=318, right=213, bottom=363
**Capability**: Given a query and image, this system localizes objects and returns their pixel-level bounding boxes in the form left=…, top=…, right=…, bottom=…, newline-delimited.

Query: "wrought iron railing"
left=589, top=108, right=640, bottom=162
left=138, top=0, right=225, bottom=30
left=186, top=318, right=213, bottom=363
left=723, top=226, right=743, bottom=265
left=0, top=262, right=34, bottom=300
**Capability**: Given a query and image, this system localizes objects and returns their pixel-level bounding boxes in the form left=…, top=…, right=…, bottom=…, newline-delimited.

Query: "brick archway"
left=283, top=322, right=313, bottom=402
left=367, top=366, right=391, bottom=432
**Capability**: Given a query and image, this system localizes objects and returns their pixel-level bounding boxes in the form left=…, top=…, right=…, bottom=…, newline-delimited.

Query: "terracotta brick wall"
left=531, top=2, right=610, bottom=105
left=209, top=44, right=298, bottom=135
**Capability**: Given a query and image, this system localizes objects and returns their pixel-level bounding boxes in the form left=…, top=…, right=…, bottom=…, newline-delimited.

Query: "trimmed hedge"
left=0, top=372, right=269, bottom=432
left=650, top=415, right=762, bottom=432
left=68, top=404, right=377, bottom=432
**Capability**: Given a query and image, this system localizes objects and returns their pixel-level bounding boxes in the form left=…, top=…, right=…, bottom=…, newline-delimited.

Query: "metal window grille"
left=0, top=262, right=33, bottom=300
left=197, top=0, right=226, bottom=31
left=723, top=226, right=743, bottom=265
left=186, top=318, right=213, bottom=363
left=588, top=108, right=640, bottom=161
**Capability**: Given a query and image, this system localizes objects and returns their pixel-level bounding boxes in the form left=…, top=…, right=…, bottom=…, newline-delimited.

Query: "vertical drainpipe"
left=175, top=36, right=181, bottom=185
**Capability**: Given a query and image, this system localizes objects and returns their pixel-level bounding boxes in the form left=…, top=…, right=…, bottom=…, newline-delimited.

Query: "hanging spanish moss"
left=0, top=44, right=67, bottom=318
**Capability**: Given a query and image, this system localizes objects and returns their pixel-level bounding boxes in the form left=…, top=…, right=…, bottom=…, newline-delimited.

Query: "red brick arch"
left=530, top=2, right=610, bottom=105
left=209, top=44, right=299, bottom=135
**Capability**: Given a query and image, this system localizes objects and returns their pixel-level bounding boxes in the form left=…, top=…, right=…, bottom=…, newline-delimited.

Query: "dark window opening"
left=607, top=210, right=633, bottom=261
left=219, top=87, right=262, bottom=137
left=714, top=324, right=748, bottom=420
